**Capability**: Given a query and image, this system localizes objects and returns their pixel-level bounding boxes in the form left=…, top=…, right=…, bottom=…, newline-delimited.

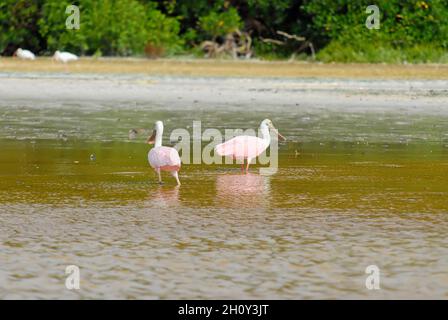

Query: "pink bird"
left=215, top=119, right=286, bottom=172
left=147, top=121, right=181, bottom=185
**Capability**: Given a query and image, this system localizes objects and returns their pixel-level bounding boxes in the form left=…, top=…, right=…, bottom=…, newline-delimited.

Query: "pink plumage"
left=148, top=146, right=181, bottom=171
left=215, top=136, right=269, bottom=160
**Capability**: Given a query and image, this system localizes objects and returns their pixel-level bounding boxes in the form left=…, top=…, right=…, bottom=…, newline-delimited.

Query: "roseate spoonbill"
left=147, top=121, right=181, bottom=185
left=53, top=50, right=78, bottom=63
left=215, top=119, right=286, bottom=172
left=13, top=48, right=35, bottom=60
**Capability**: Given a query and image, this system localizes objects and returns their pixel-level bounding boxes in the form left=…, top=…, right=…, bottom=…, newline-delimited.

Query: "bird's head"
left=260, top=119, right=286, bottom=141
left=52, top=51, right=60, bottom=60
left=147, top=121, right=163, bottom=144
left=12, top=48, right=21, bottom=57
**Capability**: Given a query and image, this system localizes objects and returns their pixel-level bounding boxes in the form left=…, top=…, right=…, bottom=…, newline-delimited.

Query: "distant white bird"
left=53, top=50, right=78, bottom=63
left=13, top=48, right=36, bottom=60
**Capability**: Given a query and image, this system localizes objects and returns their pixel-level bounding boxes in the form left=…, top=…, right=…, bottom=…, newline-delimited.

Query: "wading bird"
left=13, top=48, right=35, bottom=60
left=147, top=121, right=181, bottom=185
left=215, top=119, right=286, bottom=172
left=53, top=50, right=78, bottom=63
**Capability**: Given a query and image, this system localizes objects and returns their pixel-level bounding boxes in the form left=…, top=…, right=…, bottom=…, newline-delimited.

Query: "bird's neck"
left=261, top=127, right=271, bottom=145
left=155, top=129, right=163, bottom=147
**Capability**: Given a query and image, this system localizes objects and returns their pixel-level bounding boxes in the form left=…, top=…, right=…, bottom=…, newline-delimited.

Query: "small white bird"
left=13, top=48, right=36, bottom=60
left=53, top=50, right=78, bottom=63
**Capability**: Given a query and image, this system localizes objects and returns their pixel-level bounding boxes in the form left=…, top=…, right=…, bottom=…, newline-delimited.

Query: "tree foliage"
left=199, top=7, right=242, bottom=40
left=302, top=0, right=448, bottom=62
left=37, top=0, right=182, bottom=56
left=0, top=0, right=447, bottom=61
left=0, top=0, right=43, bottom=55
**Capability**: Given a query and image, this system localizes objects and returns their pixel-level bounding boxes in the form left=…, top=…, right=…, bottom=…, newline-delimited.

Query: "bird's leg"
left=240, top=159, right=245, bottom=172
left=156, top=168, right=162, bottom=184
left=171, top=171, right=181, bottom=186
left=246, top=158, right=251, bottom=173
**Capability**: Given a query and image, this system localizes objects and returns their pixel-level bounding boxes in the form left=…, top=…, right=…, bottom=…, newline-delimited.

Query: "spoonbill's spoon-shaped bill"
left=147, top=121, right=181, bottom=185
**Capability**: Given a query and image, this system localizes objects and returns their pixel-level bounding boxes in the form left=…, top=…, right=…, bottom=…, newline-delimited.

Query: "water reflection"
left=146, top=185, right=180, bottom=208
left=215, top=173, right=271, bottom=208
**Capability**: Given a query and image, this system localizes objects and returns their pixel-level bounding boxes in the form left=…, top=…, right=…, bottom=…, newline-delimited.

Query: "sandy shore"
left=1, top=57, right=447, bottom=79
left=1, top=58, right=447, bottom=115
left=1, top=72, right=447, bottom=116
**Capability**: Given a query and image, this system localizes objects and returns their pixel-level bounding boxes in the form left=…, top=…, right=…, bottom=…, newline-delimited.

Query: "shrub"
left=198, top=7, right=242, bottom=40
left=0, top=0, right=43, bottom=55
left=302, top=0, right=448, bottom=62
left=38, top=0, right=183, bottom=56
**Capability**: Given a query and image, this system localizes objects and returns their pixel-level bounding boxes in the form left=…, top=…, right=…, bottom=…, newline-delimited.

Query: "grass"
left=317, top=42, right=448, bottom=64
left=0, top=57, right=447, bottom=79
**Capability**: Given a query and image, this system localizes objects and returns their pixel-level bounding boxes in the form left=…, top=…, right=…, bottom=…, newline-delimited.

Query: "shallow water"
left=1, top=76, right=448, bottom=299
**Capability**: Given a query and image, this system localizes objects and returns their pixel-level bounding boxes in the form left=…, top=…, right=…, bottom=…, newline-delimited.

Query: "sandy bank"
left=0, top=73, right=447, bottom=116
left=1, top=57, right=447, bottom=79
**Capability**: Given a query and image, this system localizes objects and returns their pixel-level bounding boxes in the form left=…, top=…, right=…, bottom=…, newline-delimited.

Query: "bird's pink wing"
left=215, top=136, right=268, bottom=159
left=148, top=146, right=181, bottom=170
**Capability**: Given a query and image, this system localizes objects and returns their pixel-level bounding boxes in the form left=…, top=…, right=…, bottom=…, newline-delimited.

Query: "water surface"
left=1, top=76, right=447, bottom=299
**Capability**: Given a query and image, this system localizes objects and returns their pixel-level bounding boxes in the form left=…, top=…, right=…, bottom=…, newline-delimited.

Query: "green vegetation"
left=304, top=0, right=448, bottom=63
left=0, top=0, right=447, bottom=62
left=38, top=0, right=183, bottom=56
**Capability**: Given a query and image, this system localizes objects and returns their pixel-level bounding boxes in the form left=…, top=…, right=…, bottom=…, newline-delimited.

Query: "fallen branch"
left=260, top=38, right=285, bottom=46
left=200, top=29, right=252, bottom=59
left=276, top=30, right=305, bottom=42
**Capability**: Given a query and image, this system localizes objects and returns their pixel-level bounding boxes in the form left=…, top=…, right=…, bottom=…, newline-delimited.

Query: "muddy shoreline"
left=1, top=73, right=447, bottom=116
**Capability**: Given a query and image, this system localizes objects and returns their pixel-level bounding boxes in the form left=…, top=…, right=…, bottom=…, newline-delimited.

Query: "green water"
left=1, top=91, right=448, bottom=299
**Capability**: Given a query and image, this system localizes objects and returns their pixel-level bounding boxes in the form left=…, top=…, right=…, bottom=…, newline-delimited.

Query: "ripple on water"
left=1, top=89, right=448, bottom=298
left=1, top=204, right=448, bottom=299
